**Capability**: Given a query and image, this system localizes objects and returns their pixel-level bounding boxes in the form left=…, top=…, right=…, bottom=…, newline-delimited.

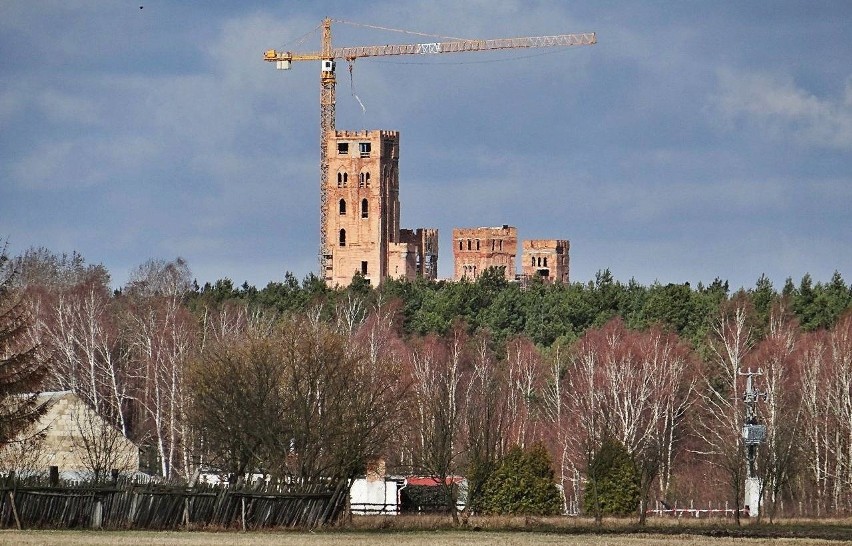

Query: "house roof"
left=405, top=476, right=465, bottom=487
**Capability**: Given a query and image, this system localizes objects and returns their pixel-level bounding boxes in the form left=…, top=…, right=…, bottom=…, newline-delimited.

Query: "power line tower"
left=740, top=367, right=767, bottom=517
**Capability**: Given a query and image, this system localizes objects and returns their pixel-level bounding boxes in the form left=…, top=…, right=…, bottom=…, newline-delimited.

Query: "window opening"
left=359, top=142, right=371, bottom=157
left=361, top=261, right=368, bottom=275
left=339, top=199, right=346, bottom=215
left=339, top=229, right=346, bottom=247
left=338, top=142, right=349, bottom=155
left=361, top=198, right=369, bottom=219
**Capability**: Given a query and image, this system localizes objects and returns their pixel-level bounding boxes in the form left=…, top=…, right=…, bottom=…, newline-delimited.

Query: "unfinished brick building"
left=325, top=130, right=438, bottom=287
left=453, top=225, right=517, bottom=281
left=521, top=239, right=570, bottom=283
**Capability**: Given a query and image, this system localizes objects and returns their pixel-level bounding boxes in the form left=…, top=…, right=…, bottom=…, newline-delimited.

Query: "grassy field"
left=1, top=517, right=850, bottom=545
left=0, top=531, right=844, bottom=546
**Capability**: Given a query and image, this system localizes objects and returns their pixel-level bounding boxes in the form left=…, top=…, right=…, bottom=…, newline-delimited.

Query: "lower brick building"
left=521, top=239, right=570, bottom=283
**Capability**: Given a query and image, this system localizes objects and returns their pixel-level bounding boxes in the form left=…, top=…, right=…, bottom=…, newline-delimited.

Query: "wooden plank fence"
left=0, top=476, right=347, bottom=530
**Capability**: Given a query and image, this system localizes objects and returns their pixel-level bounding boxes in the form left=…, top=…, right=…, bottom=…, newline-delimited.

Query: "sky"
left=2, top=1, right=851, bottom=292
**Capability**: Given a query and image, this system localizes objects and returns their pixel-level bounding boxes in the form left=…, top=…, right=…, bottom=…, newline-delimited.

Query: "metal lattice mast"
left=319, top=18, right=335, bottom=274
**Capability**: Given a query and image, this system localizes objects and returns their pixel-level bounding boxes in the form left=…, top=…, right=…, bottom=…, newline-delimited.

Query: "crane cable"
left=333, top=18, right=467, bottom=41
left=348, top=60, right=367, bottom=119
left=280, top=21, right=324, bottom=50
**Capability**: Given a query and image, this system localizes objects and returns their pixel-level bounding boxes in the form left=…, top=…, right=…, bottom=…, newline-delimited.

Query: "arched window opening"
left=343, top=172, right=348, bottom=187
left=531, top=257, right=536, bottom=267
left=339, top=199, right=346, bottom=215
left=339, top=229, right=346, bottom=247
left=361, top=198, right=369, bottom=219
left=544, top=257, right=548, bottom=267
left=476, top=239, right=480, bottom=251
left=459, top=241, right=463, bottom=251
left=337, top=172, right=343, bottom=188
left=365, top=172, right=371, bottom=187
left=467, top=240, right=472, bottom=251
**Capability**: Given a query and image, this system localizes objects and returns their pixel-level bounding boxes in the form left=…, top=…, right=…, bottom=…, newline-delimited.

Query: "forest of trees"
left=3, top=246, right=852, bottom=521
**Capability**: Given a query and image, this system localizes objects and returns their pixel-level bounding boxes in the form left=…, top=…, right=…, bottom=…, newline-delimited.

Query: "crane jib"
left=418, top=43, right=441, bottom=54
left=326, top=33, right=595, bottom=60
left=264, top=33, right=596, bottom=63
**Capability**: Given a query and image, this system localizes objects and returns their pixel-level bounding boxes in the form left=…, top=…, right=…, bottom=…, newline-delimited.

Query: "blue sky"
left=2, top=1, right=851, bottom=291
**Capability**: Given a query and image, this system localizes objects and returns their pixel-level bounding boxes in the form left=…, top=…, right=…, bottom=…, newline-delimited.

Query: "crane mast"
left=319, top=18, right=335, bottom=274
left=264, top=18, right=596, bottom=277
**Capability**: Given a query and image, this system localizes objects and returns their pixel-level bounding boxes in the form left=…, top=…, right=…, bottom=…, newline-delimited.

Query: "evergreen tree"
left=584, top=438, right=640, bottom=519
left=751, top=273, right=775, bottom=332
left=0, top=246, right=50, bottom=447
left=480, top=444, right=562, bottom=516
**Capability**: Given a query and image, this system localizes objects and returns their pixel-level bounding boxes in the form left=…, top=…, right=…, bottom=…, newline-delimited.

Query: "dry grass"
left=0, top=517, right=850, bottom=545
left=0, top=530, right=842, bottom=546
left=345, top=513, right=852, bottom=532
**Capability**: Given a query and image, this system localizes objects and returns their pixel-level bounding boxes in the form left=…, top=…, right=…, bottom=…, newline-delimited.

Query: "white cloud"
left=711, top=68, right=852, bottom=150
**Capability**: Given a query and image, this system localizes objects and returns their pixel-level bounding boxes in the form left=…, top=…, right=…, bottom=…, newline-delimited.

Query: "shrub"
left=584, top=438, right=639, bottom=517
left=480, top=444, right=562, bottom=515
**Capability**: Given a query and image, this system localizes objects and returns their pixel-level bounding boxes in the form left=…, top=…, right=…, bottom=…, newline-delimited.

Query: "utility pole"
left=739, top=367, right=767, bottom=517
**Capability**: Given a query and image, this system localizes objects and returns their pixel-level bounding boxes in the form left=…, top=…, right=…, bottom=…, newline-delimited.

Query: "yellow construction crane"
left=264, top=18, right=596, bottom=275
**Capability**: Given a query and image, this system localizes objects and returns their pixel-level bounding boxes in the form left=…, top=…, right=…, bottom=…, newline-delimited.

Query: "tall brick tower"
left=325, top=129, right=437, bottom=287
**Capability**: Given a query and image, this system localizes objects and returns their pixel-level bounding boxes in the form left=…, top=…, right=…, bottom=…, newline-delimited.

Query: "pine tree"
left=0, top=245, right=50, bottom=447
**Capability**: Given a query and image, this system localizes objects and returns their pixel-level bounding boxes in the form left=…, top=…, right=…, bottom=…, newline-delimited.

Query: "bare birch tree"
left=753, top=300, right=802, bottom=521
left=799, top=329, right=831, bottom=514
left=694, top=296, right=755, bottom=525
left=563, top=318, right=693, bottom=522
left=504, top=336, right=544, bottom=449
left=126, top=258, right=196, bottom=480
left=407, top=325, right=468, bottom=523
left=827, top=312, right=852, bottom=511
left=462, top=331, right=507, bottom=514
